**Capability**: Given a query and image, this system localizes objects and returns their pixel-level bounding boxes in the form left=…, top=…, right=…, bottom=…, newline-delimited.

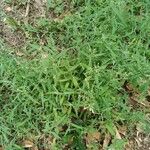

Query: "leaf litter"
left=123, top=81, right=150, bottom=109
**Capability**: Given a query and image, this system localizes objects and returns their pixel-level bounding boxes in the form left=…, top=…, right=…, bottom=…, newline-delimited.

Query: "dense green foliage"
left=0, top=0, right=150, bottom=149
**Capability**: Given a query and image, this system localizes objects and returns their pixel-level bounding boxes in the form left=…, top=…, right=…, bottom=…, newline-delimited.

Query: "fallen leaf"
left=15, top=51, right=24, bottom=56
left=45, top=136, right=53, bottom=145
left=116, top=128, right=122, bottom=139
left=130, top=96, right=150, bottom=108
left=123, top=81, right=150, bottom=108
left=0, top=147, right=3, bottom=150
left=103, top=133, right=111, bottom=149
left=59, top=124, right=68, bottom=132
left=85, top=131, right=101, bottom=144
left=39, top=39, right=45, bottom=45
left=118, top=126, right=127, bottom=136
left=38, top=134, right=54, bottom=149
left=31, top=146, right=39, bottom=150
left=53, top=11, right=71, bottom=22
left=5, top=7, right=12, bottom=12
left=125, top=140, right=134, bottom=150
left=22, top=140, right=34, bottom=148
left=123, top=81, right=134, bottom=92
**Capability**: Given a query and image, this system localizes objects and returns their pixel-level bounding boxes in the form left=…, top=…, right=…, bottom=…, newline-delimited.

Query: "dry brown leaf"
left=31, top=146, right=39, bottom=150
left=116, top=128, right=122, bottom=139
left=130, top=96, right=150, bottom=108
left=22, top=140, right=34, bottom=148
left=45, top=136, right=53, bottom=145
left=38, top=134, right=54, bottom=149
left=123, top=81, right=134, bottom=92
left=123, top=81, right=140, bottom=107
left=103, top=133, right=111, bottom=149
left=123, top=81, right=150, bottom=108
left=125, top=140, right=134, bottom=150
left=86, top=131, right=101, bottom=144
left=39, top=39, right=45, bottom=45
left=5, top=7, right=12, bottom=12
left=118, top=126, right=127, bottom=136
left=15, top=51, right=24, bottom=56
left=59, top=124, right=68, bottom=132
left=53, top=11, right=71, bottom=22
left=0, top=147, right=3, bottom=150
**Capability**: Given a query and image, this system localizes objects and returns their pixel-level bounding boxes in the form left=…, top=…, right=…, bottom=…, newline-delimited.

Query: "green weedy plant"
left=1, top=0, right=150, bottom=149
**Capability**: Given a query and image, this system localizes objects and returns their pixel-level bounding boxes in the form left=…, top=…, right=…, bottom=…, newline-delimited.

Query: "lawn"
left=0, top=0, right=150, bottom=149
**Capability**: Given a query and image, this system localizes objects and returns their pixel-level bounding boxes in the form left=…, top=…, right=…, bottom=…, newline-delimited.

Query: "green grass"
left=1, top=0, right=150, bottom=149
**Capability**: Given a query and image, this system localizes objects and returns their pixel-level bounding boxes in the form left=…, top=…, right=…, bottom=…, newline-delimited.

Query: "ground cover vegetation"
left=0, top=0, right=150, bottom=149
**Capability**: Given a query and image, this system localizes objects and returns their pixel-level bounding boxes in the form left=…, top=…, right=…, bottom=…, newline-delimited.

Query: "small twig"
left=25, top=0, right=30, bottom=17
